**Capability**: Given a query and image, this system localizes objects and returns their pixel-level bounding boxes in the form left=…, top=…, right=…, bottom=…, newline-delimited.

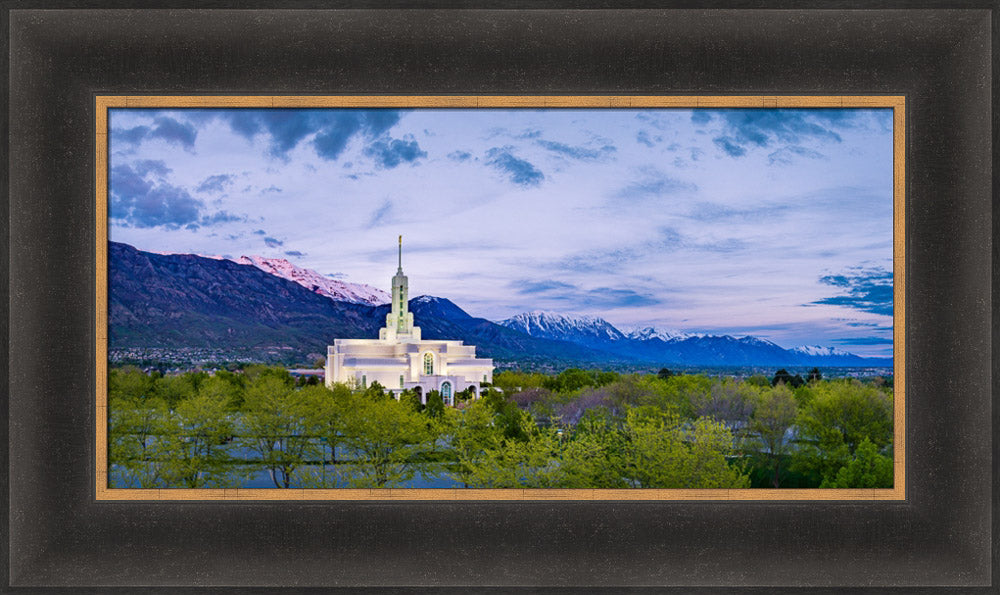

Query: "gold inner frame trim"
left=95, top=95, right=905, bottom=501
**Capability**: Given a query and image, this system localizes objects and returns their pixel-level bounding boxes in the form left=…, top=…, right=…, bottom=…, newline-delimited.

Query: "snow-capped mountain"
left=790, top=345, right=854, bottom=357
left=497, top=311, right=627, bottom=344
left=625, top=326, right=703, bottom=342
left=233, top=255, right=390, bottom=306
left=494, top=310, right=890, bottom=367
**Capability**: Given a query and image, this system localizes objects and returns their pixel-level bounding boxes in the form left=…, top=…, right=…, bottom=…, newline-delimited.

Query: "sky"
left=108, top=107, right=895, bottom=356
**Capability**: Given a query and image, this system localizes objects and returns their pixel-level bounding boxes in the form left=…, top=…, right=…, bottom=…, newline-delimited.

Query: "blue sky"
left=108, top=107, right=894, bottom=356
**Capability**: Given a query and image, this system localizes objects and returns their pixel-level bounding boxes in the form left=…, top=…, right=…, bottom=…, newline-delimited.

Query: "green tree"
left=424, top=390, right=445, bottom=418
left=749, top=384, right=798, bottom=488
left=108, top=394, right=172, bottom=488
left=620, top=407, right=748, bottom=489
left=657, top=367, right=674, bottom=380
left=197, top=374, right=242, bottom=412
left=744, top=374, right=771, bottom=388
left=299, top=384, right=348, bottom=488
left=240, top=375, right=320, bottom=488
left=159, top=391, right=237, bottom=488
left=546, top=368, right=597, bottom=393
left=109, top=366, right=154, bottom=401
left=821, top=438, right=893, bottom=488
left=558, top=411, right=629, bottom=488
left=792, top=380, right=893, bottom=486
left=151, top=374, right=198, bottom=408
left=338, top=395, right=441, bottom=487
left=452, top=412, right=560, bottom=488
left=771, top=369, right=804, bottom=388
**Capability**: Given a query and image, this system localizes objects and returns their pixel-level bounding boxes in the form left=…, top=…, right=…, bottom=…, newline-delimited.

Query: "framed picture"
left=5, top=6, right=993, bottom=591
left=96, top=95, right=905, bottom=502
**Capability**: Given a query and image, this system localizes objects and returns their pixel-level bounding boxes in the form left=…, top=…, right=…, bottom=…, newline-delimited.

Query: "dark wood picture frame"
left=4, top=5, right=994, bottom=591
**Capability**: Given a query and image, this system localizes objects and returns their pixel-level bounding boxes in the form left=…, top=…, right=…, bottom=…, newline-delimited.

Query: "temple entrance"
left=414, top=385, right=424, bottom=404
left=441, top=382, right=452, bottom=406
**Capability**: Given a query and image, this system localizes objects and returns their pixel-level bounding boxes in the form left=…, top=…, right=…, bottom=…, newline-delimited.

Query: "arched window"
left=441, top=382, right=452, bottom=406
left=423, top=352, right=434, bottom=375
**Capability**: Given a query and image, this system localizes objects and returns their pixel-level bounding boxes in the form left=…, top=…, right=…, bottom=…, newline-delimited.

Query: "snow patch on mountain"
left=233, top=255, right=390, bottom=306
left=790, top=345, right=854, bottom=357
left=625, top=326, right=705, bottom=342
left=498, top=311, right=626, bottom=342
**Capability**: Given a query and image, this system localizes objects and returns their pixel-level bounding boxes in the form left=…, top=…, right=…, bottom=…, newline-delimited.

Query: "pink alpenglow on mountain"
left=234, top=255, right=390, bottom=306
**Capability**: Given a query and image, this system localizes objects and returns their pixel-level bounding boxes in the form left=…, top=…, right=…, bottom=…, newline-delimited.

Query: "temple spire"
left=397, top=234, right=403, bottom=273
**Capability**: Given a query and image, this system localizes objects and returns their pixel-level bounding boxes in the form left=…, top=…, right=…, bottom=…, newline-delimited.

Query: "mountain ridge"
left=109, top=242, right=892, bottom=368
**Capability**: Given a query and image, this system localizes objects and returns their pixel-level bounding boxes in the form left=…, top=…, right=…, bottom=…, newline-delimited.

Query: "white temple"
left=325, top=236, right=493, bottom=405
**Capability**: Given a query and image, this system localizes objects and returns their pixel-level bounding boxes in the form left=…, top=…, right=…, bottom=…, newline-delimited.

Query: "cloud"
left=485, top=146, right=544, bottom=187
left=831, top=337, right=894, bottom=345
left=264, top=237, right=284, bottom=248
left=252, top=229, right=267, bottom=235
left=696, top=109, right=859, bottom=159
left=557, top=228, right=682, bottom=274
left=536, top=139, right=616, bottom=161
left=508, top=279, right=660, bottom=310
left=284, top=250, right=305, bottom=257
left=110, top=162, right=204, bottom=229
left=114, top=125, right=150, bottom=145
left=367, top=200, right=393, bottom=228
left=568, top=287, right=661, bottom=309
left=767, top=145, right=826, bottom=165
left=690, top=111, right=712, bottom=125
left=713, top=137, right=746, bottom=157
left=217, top=109, right=404, bottom=160
left=513, top=279, right=577, bottom=294
left=363, top=135, right=427, bottom=168
left=636, top=130, right=659, bottom=147
left=448, top=150, right=473, bottom=162
left=198, top=211, right=243, bottom=226
left=617, top=167, right=696, bottom=200
left=811, top=266, right=893, bottom=316
left=261, top=185, right=282, bottom=194
left=686, top=201, right=788, bottom=222
left=196, top=174, right=235, bottom=194
left=149, top=116, right=197, bottom=149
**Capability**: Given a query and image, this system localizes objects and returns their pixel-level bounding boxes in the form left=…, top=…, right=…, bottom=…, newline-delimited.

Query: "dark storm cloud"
left=485, top=147, right=544, bottom=187
left=811, top=266, right=893, bottom=316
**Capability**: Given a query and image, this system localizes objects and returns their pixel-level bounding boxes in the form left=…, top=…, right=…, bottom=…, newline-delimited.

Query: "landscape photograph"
left=104, top=101, right=897, bottom=492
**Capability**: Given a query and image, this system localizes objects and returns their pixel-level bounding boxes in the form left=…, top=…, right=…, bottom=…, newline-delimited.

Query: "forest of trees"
left=108, top=365, right=894, bottom=490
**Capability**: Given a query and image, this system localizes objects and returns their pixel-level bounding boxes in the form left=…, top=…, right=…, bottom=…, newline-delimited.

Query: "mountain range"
left=109, top=242, right=892, bottom=369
